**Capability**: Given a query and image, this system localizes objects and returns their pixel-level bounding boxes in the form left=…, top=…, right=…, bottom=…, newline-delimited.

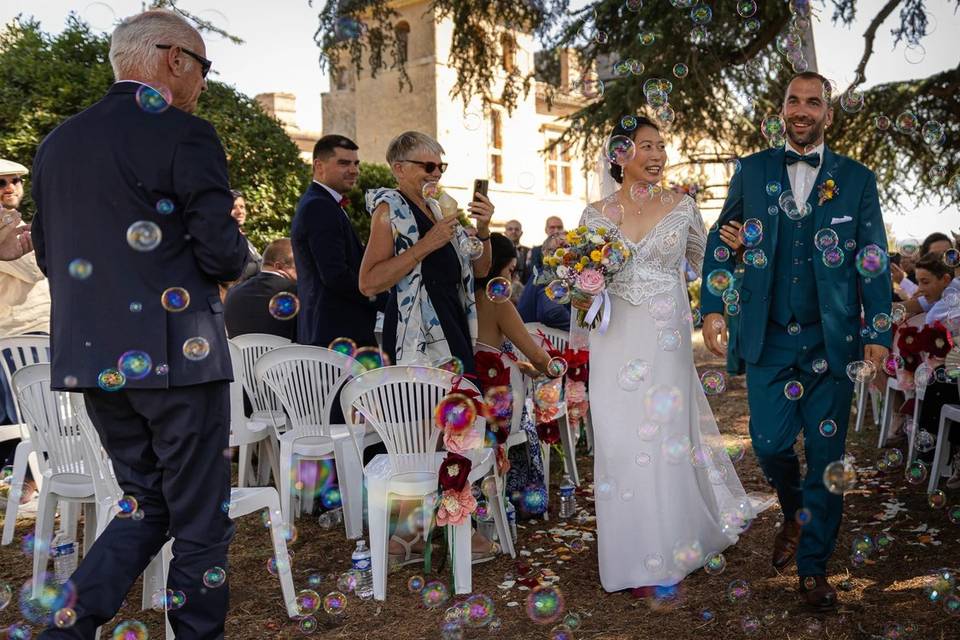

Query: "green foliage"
left=342, top=162, right=397, bottom=242
left=0, top=15, right=307, bottom=248
left=315, top=0, right=960, bottom=210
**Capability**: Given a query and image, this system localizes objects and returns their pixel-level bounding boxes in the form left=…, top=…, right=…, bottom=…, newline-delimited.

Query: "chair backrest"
left=68, top=393, right=123, bottom=510
left=0, top=334, right=51, bottom=423
left=255, top=345, right=364, bottom=435
left=524, top=323, right=569, bottom=353
left=11, top=363, right=86, bottom=478
left=228, top=334, right=292, bottom=421
left=340, top=365, right=483, bottom=457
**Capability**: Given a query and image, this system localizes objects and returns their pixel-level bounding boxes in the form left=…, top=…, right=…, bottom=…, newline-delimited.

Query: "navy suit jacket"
left=224, top=271, right=298, bottom=341
left=701, top=146, right=891, bottom=376
left=31, top=82, right=249, bottom=390
left=291, top=182, right=382, bottom=347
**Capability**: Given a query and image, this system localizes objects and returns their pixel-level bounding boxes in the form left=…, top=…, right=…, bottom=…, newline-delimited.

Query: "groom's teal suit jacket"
left=701, top=146, right=891, bottom=375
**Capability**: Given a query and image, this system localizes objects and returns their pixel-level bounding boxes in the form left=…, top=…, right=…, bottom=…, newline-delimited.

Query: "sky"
left=3, top=0, right=957, bottom=240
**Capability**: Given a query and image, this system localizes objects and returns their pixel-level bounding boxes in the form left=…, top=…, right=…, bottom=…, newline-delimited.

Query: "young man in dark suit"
left=291, top=135, right=384, bottom=349
left=30, top=9, right=248, bottom=638
left=225, top=238, right=298, bottom=341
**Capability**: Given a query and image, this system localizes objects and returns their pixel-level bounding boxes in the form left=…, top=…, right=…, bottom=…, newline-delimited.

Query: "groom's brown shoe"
left=799, top=575, right=837, bottom=611
left=772, top=520, right=802, bottom=569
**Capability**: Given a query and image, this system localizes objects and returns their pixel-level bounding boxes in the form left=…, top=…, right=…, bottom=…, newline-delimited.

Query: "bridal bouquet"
left=535, top=225, right=630, bottom=330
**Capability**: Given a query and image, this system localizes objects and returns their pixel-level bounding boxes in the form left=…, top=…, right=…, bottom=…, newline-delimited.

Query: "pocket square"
left=830, top=216, right=853, bottom=224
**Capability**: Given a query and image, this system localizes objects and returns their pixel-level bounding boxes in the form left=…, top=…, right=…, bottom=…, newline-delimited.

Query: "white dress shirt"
left=786, top=140, right=824, bottom=207
left=314, top=180, right=343, bottom=206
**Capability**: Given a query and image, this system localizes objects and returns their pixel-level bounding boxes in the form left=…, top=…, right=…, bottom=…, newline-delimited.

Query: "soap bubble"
left=823, top=459, right=857, bottom=494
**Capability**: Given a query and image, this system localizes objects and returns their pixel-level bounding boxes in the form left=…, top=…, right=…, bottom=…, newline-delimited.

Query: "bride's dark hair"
left=608, top=116, right=660, bottom=185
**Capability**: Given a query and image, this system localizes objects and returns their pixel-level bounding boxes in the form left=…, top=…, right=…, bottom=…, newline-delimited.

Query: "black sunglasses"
left=0, top=177, right=23, bottom=188
left=156, top=44, right=212, bottom=78
left=404, top=160, right=448, bottom=174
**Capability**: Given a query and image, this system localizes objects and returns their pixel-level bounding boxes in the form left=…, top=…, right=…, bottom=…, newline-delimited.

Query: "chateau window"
left=395, top=21, right=410, bottom=64
left=489, top=108, right=504, bottom=184
left=501, top=33, right=516, bottom=73
left=545, top=137, right=573, bottom=195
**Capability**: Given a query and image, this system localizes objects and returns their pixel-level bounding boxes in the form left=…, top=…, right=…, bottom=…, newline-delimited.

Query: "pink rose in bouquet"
left=576, top=268, right=606, bottom=296
left=436, top=485, right=477, bottom=526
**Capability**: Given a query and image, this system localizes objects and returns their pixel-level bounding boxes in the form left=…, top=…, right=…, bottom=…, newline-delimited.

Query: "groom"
left=701, top=72, right=891, bottom=610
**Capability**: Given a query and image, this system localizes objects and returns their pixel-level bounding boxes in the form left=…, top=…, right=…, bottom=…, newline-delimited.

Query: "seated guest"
left=231, top=190, right=262, bottom=283
left=225, top=238, right=298, bottom=340
left=517, top=232, right=571, bottom=330
left=897, top=232, right=954, bottom=306
left=909, top=252, right=960, bottom=487
left=524, top=216, right=565, bottom=283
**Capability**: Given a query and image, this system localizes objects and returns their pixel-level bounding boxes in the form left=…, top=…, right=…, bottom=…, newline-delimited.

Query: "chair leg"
left=2, top=439, right=31, bottom=545
left=238, top=444, right=251, bottom=488
left=261, top=439, right=280, bottom=490
left=60, top=501, right=79, bottom=540
left=367, top=483, right=390, bottom=601
left=32, top=489, right=58, bottom=598
left=489, top=472, right=515, bottom=558
left=450, top=522, right=472, bottom=595
left=907, top=396, right=923, bottom=466
left=264, top=496, right=299, bottom=618
left=82, top=503, right=96, bottom=557
left=869, top=386, right=881, bottom=428
left=584, top=408, right=595, bottom=454
left=854, top=381, right=866, bottom=433
left=333, top=439, right=363, bottom=540
left=541, top=443, right=551, bottom=520
left=558, top=415, right=580, bottom=486
left=877, top=385, right=895, bottom=448
left=278, top=441, right=294, bottom=526
left=141, top=540, right=172, bottom=611
left=927, top=414, right=952, bottom=494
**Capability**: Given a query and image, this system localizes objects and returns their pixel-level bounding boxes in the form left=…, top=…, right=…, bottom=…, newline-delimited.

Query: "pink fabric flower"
left=576, top=268, right=605, bottom=296
left=565, top=381, right=587, bottom=404
left=436, top=485, right=477, bottom=526
left=443, top=426, right=482, bottom=454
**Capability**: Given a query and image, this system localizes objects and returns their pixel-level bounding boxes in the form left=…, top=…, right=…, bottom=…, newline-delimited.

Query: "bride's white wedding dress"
left=583, top=195, right=754, bottom=591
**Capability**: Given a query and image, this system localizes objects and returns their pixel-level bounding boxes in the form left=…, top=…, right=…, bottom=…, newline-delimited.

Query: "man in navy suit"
left=225, top=238, right=298, bottom=341
left=31, top=10, right=248, bottom=638
left=292, top=135, right=384, bottom=349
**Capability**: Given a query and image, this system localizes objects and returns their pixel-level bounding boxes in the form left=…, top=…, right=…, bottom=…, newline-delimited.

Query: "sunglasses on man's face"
left=156, top=44, right=212, bottom=78
left=403, top=160, right=448, bottom=174
left=0, top=177, right=23, bottom=189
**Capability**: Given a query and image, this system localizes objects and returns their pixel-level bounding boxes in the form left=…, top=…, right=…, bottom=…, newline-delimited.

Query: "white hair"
left=386, top=131, right=445, bottom=165
left=109, top=9, right=200, bottom=80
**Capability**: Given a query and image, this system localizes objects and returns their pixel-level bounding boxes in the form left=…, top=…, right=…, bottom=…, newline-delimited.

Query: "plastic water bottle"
left=558, top=475, right=576, bottom=519
left=505, top=501, right=517, bottom=544
left=351, top=540, right=374, bottom=600
left=51, top=532, right=78, bottom=584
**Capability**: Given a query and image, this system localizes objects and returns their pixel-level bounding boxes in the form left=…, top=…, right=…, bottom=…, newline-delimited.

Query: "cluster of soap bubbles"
left=642, top=77, right=677, bottom=126
left=774, top=1, right=814, bottom=74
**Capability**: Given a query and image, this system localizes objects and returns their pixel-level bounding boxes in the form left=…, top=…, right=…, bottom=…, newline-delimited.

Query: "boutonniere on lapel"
left=817, top=179, right=838, bottom=206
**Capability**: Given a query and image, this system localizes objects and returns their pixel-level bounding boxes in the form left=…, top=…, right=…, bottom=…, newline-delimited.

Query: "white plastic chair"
left=853, top=379, right=881, bottom=434
left=11, top=364, right=99, bottom=598
left=526, top=325, right=580, bottom=488
left=227, top=343, right=280, bottom=488
left=340, top=365, right=514, bottom=601
left=927, top=379, right=960, bottom=494
left=877, top=376, right=910, bottom=448
left=255, top=345, right=374, bottom=538
left=1, top=334, right=51, bottom=546
left=228, top=334, right=292, bottom=485
left=906, top=379, right=926, bottom=466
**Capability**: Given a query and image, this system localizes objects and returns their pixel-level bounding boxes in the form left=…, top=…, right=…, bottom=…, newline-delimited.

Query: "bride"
left=583, top=116, right=754, bottom=592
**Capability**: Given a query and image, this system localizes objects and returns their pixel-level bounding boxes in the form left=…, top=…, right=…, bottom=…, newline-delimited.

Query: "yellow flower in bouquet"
left=590, top=249, right=603, bottom=263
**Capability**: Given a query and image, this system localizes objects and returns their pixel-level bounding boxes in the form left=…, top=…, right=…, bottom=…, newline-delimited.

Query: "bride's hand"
left=719, top=221, right=743, bottom=251
left=703, top=313, right=728, bottom=357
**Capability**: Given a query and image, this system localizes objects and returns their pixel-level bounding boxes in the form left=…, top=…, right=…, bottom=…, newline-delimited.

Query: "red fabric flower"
left=920, top=322, right=954, bottom=358
left=563, top=348, right=590, bottom=382
left=474, top=351, right=510, bottom=389
left=896, top=325, right=922, bottom=358
left=537, top=419, right=560, bottom=445
left=438, top=452, right=472, bottom=492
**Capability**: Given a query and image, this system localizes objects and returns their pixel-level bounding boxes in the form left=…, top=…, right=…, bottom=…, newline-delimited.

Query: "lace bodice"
left=579, top=195, right=707, bottom=306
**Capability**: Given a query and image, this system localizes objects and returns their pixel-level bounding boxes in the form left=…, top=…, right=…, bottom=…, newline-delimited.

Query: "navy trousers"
left=40, top=382, right=234, bottom=640
left=745, top=322, right=855, bottom=577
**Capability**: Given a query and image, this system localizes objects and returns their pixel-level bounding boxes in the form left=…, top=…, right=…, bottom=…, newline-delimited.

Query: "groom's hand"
left=864, top=344, right=889, bottom=389
left=703, top=313, right=728, bottom=357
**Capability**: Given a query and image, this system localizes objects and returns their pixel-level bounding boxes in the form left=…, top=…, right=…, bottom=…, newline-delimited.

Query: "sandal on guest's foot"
left=388, top=534, right=430, bottom=570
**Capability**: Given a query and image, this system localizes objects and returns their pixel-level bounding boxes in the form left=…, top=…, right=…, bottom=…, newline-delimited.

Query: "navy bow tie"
left=784, top=150, right=821, bottom=168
